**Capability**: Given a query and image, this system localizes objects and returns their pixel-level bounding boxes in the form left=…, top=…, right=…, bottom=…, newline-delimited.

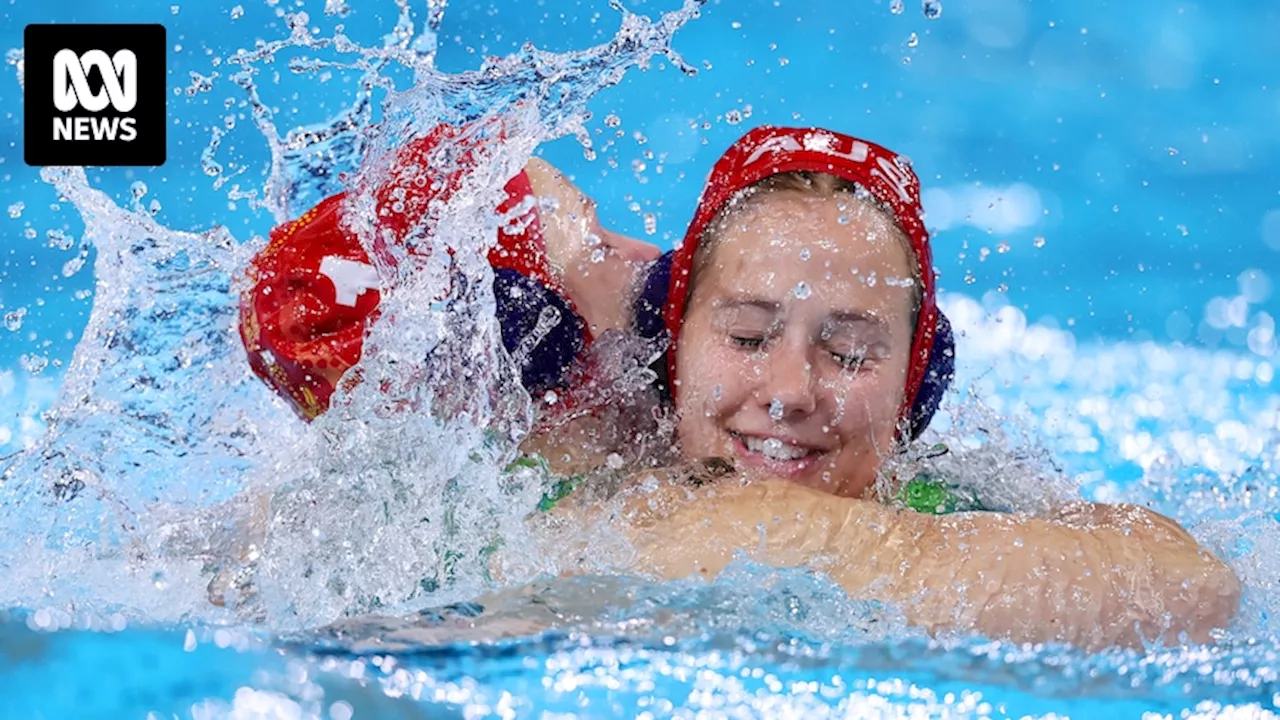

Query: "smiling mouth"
left=729, top=431, right=825, bottom=462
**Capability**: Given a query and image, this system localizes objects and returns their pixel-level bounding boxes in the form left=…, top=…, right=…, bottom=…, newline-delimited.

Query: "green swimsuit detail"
left=522, top=444, right=990, bottom=516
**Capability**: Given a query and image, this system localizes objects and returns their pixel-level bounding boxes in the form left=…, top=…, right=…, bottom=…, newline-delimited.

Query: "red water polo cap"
left=238, top=123, right=567, bottom=419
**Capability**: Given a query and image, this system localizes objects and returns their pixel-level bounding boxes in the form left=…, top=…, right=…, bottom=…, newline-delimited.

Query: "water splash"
left=0, top=0, right=706, bottom=630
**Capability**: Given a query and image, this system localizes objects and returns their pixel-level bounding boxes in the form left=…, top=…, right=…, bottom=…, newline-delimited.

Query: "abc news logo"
left=25, top=24, right=165, bottom=167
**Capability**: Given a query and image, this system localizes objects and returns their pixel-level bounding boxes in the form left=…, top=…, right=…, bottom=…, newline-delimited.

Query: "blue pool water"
left=2, top=0, right=1280, bottom=717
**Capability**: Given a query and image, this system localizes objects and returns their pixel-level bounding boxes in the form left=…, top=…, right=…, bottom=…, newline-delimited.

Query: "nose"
left=759, top=338, right=817, bottom=419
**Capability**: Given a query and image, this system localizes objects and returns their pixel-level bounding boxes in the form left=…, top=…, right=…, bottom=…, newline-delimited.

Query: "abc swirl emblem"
left=24, top=24, right=166, bottom=167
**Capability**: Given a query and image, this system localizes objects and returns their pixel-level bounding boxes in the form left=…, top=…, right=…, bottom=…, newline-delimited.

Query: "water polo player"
left=236, top=123, right=1239, bottom=649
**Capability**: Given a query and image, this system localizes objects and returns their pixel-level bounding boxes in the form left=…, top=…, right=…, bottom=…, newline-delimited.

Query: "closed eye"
left=730, top=335, right=766, bottom=350
left=829, top=349, right=866, bottom=369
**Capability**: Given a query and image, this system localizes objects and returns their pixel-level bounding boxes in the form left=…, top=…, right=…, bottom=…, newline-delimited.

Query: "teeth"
left=741, top=434, right=811, bottom=461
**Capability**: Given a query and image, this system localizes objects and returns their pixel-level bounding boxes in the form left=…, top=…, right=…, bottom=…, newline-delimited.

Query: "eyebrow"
left=715, top=296, right=889, bottom=330
left=716, top=297, right=781, bottom=314
left=825, top=310, right=889, bottom=329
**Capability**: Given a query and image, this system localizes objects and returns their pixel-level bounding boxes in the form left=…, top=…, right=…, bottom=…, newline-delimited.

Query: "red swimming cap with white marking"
left=238, top=123, right=569, bottom=420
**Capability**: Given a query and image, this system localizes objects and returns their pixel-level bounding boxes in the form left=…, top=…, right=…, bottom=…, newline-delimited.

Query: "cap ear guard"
left=904, top=309, right=954, bottom=441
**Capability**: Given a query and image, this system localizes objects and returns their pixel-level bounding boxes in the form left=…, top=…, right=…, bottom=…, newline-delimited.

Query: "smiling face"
left=674, top=182, right=919, bottom=498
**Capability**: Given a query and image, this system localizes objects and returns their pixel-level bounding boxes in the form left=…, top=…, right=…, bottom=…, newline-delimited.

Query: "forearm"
left=838, top=502, right=1240, bottom=649
left=606, top=477, right=1239, bottom=650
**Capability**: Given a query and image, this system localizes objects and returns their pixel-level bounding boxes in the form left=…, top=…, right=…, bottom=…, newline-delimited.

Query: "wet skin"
left=674, top=191, right=917, bottom=498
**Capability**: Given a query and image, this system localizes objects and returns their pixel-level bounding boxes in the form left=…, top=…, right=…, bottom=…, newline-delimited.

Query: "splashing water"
left=0, top=0, right=706, bottom=631
left=5, top=3, right=1280, bottom=717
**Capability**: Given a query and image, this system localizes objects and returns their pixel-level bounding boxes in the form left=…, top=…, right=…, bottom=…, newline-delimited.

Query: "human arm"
left=571, top=474, right=1240, bottom=650
left=524, top=157, right=662, bottom=336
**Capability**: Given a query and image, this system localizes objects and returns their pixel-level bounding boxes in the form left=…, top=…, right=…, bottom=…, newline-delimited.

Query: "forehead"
left=700, top=191, right=916, bottom=304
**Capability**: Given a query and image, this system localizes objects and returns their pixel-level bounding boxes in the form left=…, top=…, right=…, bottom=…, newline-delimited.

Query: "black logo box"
left=24, top=24, right=166, bottom=167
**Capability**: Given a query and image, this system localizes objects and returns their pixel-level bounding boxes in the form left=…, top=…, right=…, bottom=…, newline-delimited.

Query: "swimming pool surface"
left=2, top=0, right=1279, bottom=717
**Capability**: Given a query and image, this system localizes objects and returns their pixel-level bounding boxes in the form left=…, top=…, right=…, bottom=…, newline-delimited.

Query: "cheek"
left=824, top=371, right=907, bottom=437
left=677, top=337, right=739, bottom=413
left=674, top=323, right=764, bottom=444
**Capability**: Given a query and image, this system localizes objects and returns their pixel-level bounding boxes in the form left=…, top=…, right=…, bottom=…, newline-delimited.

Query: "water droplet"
left=631, top=159, right=646, bottom=172
left=792, top=281, right=812, bottom=299
left=20, top=354, right=48, bottom=375
left=643, top=213, right=657, bottom=235
left=725, top=109, right=743, bottom=125
left=769, top=399, right=785, bottom=421
left=230, top=4, right=244, bottom=18
left=964, top=271, right=976, bottom=284
left=799, top=248, right=810, bottom=261
left=922, top=0, right=942, bottom=19
left=890, top=0, right=904, bottom=14
left=62, top=254, right=86, bottom=277
left=152, top=570, right=168, bottom=590
left=170, top=4, right=180, bottom=14
left=4, top=307, right=26, bottom=332
left=590, top=248, right=606, bottom=263
left=837, top=215, right=850, bottom=225
left=731, top=20, right=742, bottom=29
left=6, top=202, right=22, bottom=219
left=778, top=57, right=789, bottom=66
left=1167, top=147, right=1179, bottom=156
left=907, top=32, right=919, bottom=47
left=23, top=228, right=35, bottom=239
left=711, top=384, right=722, bottom=401
left=604, top=113, right=621, bottom=128
left=543, top=390, right=559, bottom=405
left=131, top=181, right=148, bottom=201
left=996, top=241, right=1010, bottom=254
left=998, top=283, right=1008, bottom=293
left=1033, top=236, right=1046, bottom=248
left=46, top=229, right=75, bottom=251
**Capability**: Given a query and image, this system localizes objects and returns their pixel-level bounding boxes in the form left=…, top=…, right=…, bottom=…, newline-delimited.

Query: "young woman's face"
left=674, top=191, right=917, bottom=498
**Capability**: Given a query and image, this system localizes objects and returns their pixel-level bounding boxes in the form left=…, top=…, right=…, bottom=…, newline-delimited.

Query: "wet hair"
left=689, top=170, right=924, bottom=325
